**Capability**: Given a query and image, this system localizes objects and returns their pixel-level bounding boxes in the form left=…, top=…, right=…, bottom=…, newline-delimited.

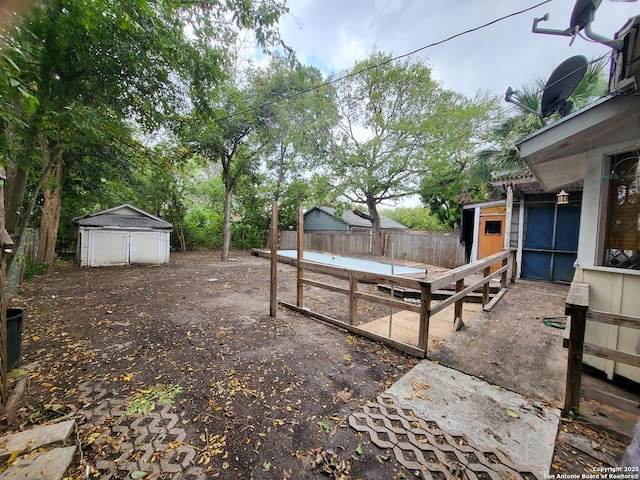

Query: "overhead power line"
left=213, top=0, right=554, bottom=123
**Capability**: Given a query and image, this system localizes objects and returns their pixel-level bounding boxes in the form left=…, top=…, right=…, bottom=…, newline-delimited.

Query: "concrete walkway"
left=384, top=361, right=560, bottom=474
left=349, top=280, right=570, bottom=476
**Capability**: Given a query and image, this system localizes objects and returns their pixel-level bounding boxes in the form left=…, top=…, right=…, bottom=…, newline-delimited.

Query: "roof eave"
left=516, top=94, right=640, bottom=191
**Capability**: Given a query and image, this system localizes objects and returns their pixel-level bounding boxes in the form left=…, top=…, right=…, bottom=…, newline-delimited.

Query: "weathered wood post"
left=454, top=278, right=464, bottom=330
left=348, top=273, right=357, bottom=325
left=269, top=201, right=278, bottom=317
left=296, top=207, right=304, bottom=308
left=509, top=249, right=517, bottom=283
left=418, top=282, right=431, bottom=355
left=482, top=266, right=491, bottom=307
left=500, top=256, right=508, bottom=288
left=564, top=282, right=589, bottom=414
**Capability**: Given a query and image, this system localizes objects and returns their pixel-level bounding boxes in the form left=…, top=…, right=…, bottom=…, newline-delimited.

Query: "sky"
left=277, top=0, right=640, bottom=99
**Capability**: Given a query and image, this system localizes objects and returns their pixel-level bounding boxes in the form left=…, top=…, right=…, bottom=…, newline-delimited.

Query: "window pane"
left=604, top=153, right=640, bottom=270
left=484, top=220, right=502, bottom=235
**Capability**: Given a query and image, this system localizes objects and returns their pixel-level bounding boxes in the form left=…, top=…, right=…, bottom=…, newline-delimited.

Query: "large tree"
left=253, top=55, right=339, bottom=227
left=183, top=81, right=274, bottom=260
left=1, top=0, right=287, bottom=267
left=323, top=52, right=496, bottom=253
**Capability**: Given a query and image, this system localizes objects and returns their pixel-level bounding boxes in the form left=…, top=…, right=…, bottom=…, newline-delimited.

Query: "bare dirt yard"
left=6, top=251, right=421, bottom=479
left=1, top=250, right=634, bottom=478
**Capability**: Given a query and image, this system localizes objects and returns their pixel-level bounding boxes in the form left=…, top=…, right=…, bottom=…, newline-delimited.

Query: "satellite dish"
left=570, top=0, right=602, bottom=33
left=504, top=55, right=588, bottom=118
left=541, top=55, right=588, bottom=117
left=532, top=0, right=636, bottom=49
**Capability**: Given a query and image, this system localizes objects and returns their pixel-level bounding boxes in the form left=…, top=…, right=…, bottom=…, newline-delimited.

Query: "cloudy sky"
left=277, top=0, right=640, bottom=99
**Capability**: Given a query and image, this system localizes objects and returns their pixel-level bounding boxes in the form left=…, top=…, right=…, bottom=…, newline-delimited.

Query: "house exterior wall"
left=575, top=267, right=640, bottom=382
left=573, top=132, right=640, bottom=383
left=303, top=209, right=349, bottom=232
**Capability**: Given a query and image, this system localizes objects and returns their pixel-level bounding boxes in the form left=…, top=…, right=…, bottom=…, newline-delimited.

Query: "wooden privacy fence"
left=278, top=249, right=513, bottom=358
left=385, top=230, right=465, bottom=269
left=564, top=282, right=640, bottom=413
left=280, top=229, right=465, bottom=269
left=280, top=231, right=371, bottom=256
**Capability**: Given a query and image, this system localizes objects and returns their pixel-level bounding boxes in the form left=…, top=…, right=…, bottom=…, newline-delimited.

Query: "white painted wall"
left=78, top=228, right=170, bottom=267
left=574, top=134, right=640, bottom=383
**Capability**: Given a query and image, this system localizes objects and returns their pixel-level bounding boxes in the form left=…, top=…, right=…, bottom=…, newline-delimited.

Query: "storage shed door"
left=129, top=231, right=163, bottom=264
left=90, top=231, right=128, bottom=266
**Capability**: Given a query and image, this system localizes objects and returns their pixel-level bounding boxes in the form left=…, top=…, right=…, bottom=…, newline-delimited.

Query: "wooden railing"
left=564, top=282, right=640, bottom=413
left=278, top=249, right=514, bottom=358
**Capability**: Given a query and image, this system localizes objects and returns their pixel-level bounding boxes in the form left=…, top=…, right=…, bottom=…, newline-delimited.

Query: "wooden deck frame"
left=280, top=249, right=513, bottom=358
left=269, top=207, right=514, bottom=357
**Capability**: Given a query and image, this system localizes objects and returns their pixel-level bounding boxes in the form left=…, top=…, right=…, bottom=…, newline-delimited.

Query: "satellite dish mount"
left=532, top=0, right=626, bottom=49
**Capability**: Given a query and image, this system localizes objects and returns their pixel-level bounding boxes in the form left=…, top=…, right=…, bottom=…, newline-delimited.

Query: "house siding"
left=304, top=209, right=349, bottom=232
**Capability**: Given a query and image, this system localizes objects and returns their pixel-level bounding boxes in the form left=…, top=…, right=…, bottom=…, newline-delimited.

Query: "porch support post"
left=564, top=282, right=589, bottom=414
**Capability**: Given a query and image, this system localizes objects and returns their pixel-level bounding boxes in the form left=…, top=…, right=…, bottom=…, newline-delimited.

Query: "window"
left=484, top=220, right=502, bottom=235
left=603, top=153, right=640, bottom=270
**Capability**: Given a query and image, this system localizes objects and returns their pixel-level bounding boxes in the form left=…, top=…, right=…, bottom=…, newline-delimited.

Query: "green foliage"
left=252, top=55, right=339, bottom=215
left=23, top=261, right=48, bottom=281
left=322, top=51, right=496, bottom=246
left=1, top=0, right=288, bottom=266
left=379, top=207, right=445, bottom=230
left=183, top=205, right=224, bottom=250
left=125, top=384, right=184, bottom=416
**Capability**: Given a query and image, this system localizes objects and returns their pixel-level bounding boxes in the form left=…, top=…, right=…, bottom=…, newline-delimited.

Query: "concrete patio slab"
left=0, top=420, right=75, bottom=461
left=385, top=360, right=560, bottom=474
left=0, top=446, right=76, bottom=480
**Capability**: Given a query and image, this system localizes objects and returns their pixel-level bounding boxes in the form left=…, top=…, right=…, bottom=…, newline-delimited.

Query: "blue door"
left=522, top=203, right=580, bottom=282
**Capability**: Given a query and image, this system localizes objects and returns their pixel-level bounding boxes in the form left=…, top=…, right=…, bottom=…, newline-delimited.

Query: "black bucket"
left=7, top=308, right=24, bottom=370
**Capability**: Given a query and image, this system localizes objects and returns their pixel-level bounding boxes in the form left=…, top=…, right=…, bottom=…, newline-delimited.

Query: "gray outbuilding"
left=73, top=204, right=172, bottom=267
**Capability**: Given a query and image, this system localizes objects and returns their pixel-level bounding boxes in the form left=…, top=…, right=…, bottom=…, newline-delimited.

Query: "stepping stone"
left=0, top=420, right=75, bottom=461
left=0, top=446, right=76, bottom=480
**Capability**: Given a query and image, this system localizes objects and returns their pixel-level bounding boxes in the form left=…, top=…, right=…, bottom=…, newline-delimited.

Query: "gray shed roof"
left=73, top=204, right=173, bottom=230
left=312, top=206, right=407, bottom=229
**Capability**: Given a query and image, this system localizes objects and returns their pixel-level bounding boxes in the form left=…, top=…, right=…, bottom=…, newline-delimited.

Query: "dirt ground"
left=2, top=250, right=634, bottom=478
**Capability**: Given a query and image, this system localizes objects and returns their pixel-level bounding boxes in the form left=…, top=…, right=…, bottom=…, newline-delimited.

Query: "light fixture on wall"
left=557, top=190, right=569, bottom=205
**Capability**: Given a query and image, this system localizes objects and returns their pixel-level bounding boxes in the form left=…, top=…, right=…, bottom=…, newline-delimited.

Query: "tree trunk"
left=36, top=156, right=64, bottom=266
left=5, top=163, right=28, bottom=237
left=221, top=179, right=233, bottom=261
left=178, top=222, right=186, bottom=252
left=367, top=199, right=383, bottom=256
left=5, top=123, right=38, bottom=236
left=5, top=134, right=58, bottom=273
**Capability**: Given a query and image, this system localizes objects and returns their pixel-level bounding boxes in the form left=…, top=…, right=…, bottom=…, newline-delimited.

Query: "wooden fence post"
left=500, top=257, right=508, bottom=288
left=564, top=282, right=589, bottom=414
left=296, top=208, right=304, bottom=308
left=454, top=278, right=464, bottom=329
left=269, top=201, right=278, bottom=317
left=418, top=283, right=431, bottom=355
left=349, top=273, right=358, bottom=325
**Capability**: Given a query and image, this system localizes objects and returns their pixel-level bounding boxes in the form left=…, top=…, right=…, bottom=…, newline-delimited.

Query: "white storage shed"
left=73, top=204, right=172, bottom=267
